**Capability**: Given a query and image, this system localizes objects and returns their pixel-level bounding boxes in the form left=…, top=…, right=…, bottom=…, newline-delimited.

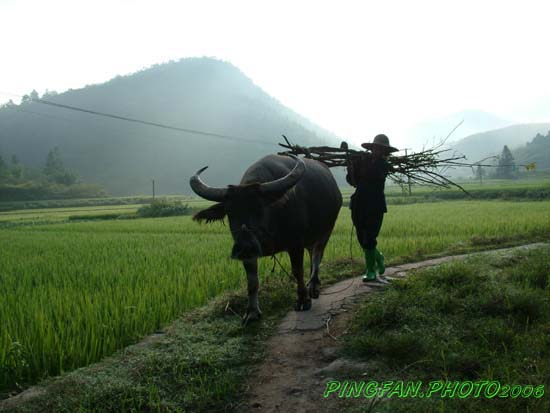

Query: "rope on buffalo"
left=319, top=277, right=356, bottom=296
left=350, top=222, right=355, bottom=262
left=270, top=253, right=294, bottom=281
left=269, top=254, right=357, bottom=297
left=315, top=220, right=358, bottom=296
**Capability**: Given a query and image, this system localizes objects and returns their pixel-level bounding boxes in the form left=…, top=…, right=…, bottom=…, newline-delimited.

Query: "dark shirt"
left=346, top=153, right=390, bottom=213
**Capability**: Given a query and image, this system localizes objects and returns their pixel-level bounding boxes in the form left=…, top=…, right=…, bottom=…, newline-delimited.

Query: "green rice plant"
left=1, top=200, right=550, bottom=393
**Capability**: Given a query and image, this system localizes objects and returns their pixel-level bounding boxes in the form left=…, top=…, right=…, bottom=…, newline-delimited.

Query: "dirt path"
left=237, top=244, right=546, bottom=413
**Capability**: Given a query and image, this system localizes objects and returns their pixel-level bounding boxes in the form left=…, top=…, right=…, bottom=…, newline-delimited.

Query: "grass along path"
left=340, top=245, right=550, bottom=413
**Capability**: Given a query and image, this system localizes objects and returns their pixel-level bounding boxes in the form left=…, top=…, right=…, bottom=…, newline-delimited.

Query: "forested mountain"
left=0, top=58, right=340, bottom=195
left=513, top=131, right=550, bottom=171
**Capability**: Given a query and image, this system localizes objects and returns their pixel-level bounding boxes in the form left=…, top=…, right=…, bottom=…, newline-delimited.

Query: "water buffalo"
left=189, top=154, right=342, bottom=324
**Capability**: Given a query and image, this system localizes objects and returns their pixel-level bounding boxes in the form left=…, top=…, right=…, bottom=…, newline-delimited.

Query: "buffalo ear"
left=260, top=189, right=291, bottom=207
left=193, top=203, right=226, bottom=223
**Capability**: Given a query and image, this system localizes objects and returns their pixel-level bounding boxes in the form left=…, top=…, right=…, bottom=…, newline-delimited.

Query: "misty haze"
left=1, top=2, right=550, bottom=412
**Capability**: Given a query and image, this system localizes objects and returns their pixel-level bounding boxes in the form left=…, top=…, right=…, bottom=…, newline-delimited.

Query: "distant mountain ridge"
left=0, top=58, right=340, bottom=195
left=449, top=123, right=550, bottom=161
left=407, top=109, right=515, bottom=149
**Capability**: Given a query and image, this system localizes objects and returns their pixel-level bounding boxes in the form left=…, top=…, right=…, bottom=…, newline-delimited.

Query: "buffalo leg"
left=307, top=240, right=326, bottom=299
left=307, top=246, right=314, bottom=291
left=242, top=258, right=261, bottom=325
left=289, top=247, right=311, bottom=311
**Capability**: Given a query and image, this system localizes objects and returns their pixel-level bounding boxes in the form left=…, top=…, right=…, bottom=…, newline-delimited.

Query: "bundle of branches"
left=278, top=135, right=470, bottom=193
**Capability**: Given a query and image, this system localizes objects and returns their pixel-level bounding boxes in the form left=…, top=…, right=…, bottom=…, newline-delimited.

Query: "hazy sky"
left=1, top=0, right=549, bottom=149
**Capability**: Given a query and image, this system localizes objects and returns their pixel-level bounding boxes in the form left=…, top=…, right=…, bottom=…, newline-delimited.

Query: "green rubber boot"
left=374, top=248, right=385, bottom=275
left=362, top=248, right=377, bottom=282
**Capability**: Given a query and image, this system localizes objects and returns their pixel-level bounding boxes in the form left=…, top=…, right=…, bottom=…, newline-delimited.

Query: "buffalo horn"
left=189, top=166, right=228, bottom=201
left=259, top=155, right=306, bottom=194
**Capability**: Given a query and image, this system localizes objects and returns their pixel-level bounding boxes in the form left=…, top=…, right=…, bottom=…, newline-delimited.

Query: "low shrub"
left=137, top=199, right=192, bottom=218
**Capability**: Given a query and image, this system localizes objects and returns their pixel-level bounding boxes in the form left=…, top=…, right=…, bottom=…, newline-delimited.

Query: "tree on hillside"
left=0, top=99, right=15, bottom=109
left=44, top=147, right=79, bottom=185
left=495, top=145, right=517, bottom=179
left=0, top=153, right=24, bottom=181
left=0, top=154, right=8, bottom=178
left=528, top=131, right=550, bottom=146
left=43, top=89, right=58, bottom=98
left=11, top=155, right=22, bottom=179
left=44, top=147, right=65, bottom=177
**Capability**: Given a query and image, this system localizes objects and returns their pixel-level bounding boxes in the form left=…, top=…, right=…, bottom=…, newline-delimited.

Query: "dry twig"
left=278, top=133, right=471, bottom=194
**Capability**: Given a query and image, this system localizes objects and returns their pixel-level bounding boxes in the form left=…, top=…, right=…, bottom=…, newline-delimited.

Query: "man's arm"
left=385, top=156, right=395, bottom=173
left=346, top=158, right=359, bottom=186
left=379, top=155, right=394, bottom=174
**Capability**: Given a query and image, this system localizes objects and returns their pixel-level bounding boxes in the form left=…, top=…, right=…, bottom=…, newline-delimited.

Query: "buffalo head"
left=189, top=155, right=306, bottom=260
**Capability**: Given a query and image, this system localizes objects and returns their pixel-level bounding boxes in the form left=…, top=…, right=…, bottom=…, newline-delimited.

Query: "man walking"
left=346, top=134, right=398, bottom=282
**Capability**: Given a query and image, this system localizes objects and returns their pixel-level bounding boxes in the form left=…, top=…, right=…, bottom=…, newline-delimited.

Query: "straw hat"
left=361, top=134, right=399, bottom=153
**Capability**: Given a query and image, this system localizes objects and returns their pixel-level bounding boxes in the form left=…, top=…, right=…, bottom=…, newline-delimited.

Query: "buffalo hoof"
left=242, top=309, right=262, bottom=326
left=308, top=282, right=321, bottom=299
left=294, top=298, right=312, bottom=311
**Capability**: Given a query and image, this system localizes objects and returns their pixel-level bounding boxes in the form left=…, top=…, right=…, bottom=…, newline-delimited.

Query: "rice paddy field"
left=0, top=205, right=142, bottom=224
left=1, top=197, right=550, bottom=395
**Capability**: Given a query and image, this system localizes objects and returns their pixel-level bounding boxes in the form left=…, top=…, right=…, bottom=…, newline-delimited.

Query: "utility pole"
left=477, top=165, right=483, bottom=185
left=152, top=179, right=155, bottom=200
left=474, top=155, right=498, bottom=186
left=404, top=148, right=412, bottom=195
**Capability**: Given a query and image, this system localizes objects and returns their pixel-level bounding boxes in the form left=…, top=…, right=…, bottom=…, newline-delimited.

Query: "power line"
left=4, top=105, right=76, bottom=122
left=3, top=106, right=167, bottom=145
left=0, top=91, right=277, bottom=147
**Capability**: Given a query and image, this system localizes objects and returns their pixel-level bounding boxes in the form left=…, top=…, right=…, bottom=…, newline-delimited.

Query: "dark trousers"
left=352, top=208, right=385, bottom=250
